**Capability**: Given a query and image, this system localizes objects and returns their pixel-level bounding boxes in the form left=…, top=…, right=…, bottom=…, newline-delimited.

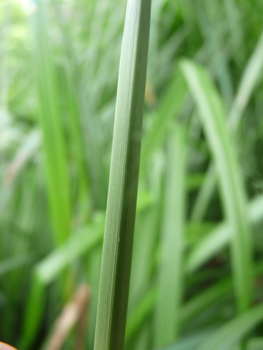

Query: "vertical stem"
left=93, top=1, right=152, bottom=349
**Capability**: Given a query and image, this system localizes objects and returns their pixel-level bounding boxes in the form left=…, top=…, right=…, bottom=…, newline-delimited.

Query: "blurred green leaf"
left=154, top=125, right=187, bottom=347
left=196, top=304, right=263, bottom=350
left=21, top=214, right=104, bottom=350
left=180, top=59, right=253, bottom=312
left=186, top=195, right=263, bottom=273
left=191, top=29, right=263, bottom=222
left=31, top=0, right=71, bottom=245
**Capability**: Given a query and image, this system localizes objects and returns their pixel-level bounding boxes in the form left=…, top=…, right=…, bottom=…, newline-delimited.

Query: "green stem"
left=93, top=0, right=152, bottom=349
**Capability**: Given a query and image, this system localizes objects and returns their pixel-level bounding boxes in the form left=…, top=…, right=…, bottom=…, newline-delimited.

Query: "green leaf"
left=153, top=125, right=187, bottom=347
left=229, top=30, right=263, bottom=129
left=161, top=332, right=263, bottom=350
left=180, top=59, right=253, bottom=312
left=35, top=215, right=104, bottom=284
left=126, top=261, right=263, bottom=344
left=196, top=304, right=263, bottom=350
left=159, top=330, right=215, bottom=350
left=0, top=255, right=32, bottom=276
left=193, top=2, right=233, bottom=107
left=128, top=159, right=163, bottom=314
left=141, top=72, right=188, bottom=171
left=93, top=1, right=152, bottom=349
left=126, top=287, right=157, bottom=342
left=20, top=214, right=104, bottom=350
left=30, top=0, right=71, bottom=245
left=191, top=29, right=263, bottom=222
left=186, top=196, right=263, bottom=273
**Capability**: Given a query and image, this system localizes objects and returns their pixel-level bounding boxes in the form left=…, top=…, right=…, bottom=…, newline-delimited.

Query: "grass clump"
left=1, top=0, right=263, bottom=349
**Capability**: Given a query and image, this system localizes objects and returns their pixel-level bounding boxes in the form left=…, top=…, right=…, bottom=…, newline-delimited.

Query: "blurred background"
left=1, top=0, right=263, bottom=349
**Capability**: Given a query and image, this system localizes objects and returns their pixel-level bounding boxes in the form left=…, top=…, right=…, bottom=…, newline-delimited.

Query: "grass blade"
left=182, top=261, right=263, bottom=327
left=4, top=130, right=40, bottom=186
left=0, top=255, right=32, bottom=276
left=180, top=59, right=253, bottom=312
left=223, top=0, right=244, bottom=58
left=93, top=1, right=152, bottom=349
left=229, top=29, right=263, bottom=129
left=128, top=158, right=163, bottom=312
left=196, top=304, right=263, bottom=350
left=159, top=330, right=215, bottom=350
left=140, top=72, right=188, bottom=171
left=163, top=333, right=263, bottom=350
left=191, top=29, right=263, bottom=222
left=20, top=215, right=104, bottom=350
left=193, top=2, right=233, bottom=108
left=30, top=0, right=71, bottom=245
left=126, top=261, right=263, bottom=342
left=187, top=195, right=263, bottom=273
left=153, top=125, right=187, bottom=347
left=190, top=165, right=216, bottom=222
left=126, top=287, right=157, bottom=343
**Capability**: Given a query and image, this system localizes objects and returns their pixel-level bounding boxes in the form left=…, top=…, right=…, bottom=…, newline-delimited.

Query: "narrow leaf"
left=93, top=1, right=152, bottom=349
left=153, top=126, right=187, bottom=347
left=187, top=196, right=263, bottom=273
left=21, top=215, right=104, bottom=350
left=30, top=0, right=71, bottom=245
left=196, top=304, right=263, bottom=350
left=180, top=60, right=253, bottom=312
left=191, top=29, right=263, bottom=222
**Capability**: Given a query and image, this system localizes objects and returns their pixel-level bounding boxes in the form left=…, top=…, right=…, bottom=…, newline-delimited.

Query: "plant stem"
left=93, top=0, right=152, bottom=349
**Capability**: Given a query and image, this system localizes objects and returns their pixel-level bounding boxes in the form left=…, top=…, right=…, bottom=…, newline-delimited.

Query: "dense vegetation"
left=1, top=0, right=263, bottom=349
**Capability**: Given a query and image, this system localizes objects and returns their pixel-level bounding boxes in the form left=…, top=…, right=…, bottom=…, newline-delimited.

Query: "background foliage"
left=1, top=0, right=263, bottom=349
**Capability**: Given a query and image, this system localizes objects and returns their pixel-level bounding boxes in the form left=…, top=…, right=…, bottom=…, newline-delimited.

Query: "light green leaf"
left=180, top=59, right=253, bottom=312
left=153, top=125, right=187, bottom=347
left=186, top=196, right=263, bottom=273
left=31, top=0, right=71, bottom=245
left=191, top=29, right=263, bottom=222
left=20, top=214, right=104, bottom=350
